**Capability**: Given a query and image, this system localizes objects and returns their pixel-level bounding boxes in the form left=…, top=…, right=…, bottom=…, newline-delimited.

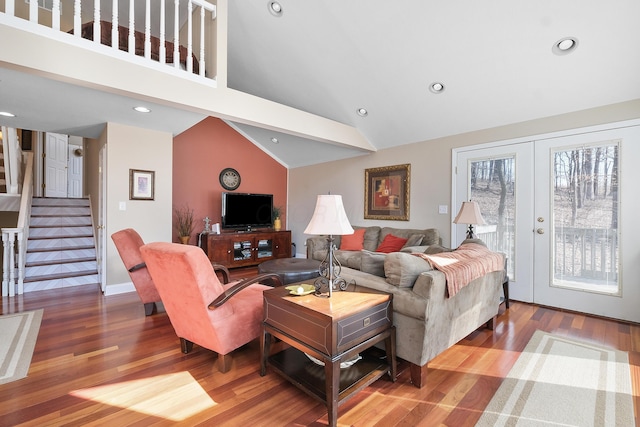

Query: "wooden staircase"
left=24, top=197, right=99, bottom=292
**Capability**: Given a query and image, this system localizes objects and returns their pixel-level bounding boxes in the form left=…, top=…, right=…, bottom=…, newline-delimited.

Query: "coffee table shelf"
left=268, top=346, right=390, bottom=402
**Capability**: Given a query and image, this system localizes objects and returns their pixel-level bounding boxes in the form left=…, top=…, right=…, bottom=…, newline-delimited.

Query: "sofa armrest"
left=306, top=236, right=329, bottom=260
left=412, top=270, right=447, bottom=299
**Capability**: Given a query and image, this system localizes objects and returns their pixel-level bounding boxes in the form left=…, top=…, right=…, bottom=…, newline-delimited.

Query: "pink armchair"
left=111, top=228, right=161, bottom=316
left=140, top=242, right=282, bottom=373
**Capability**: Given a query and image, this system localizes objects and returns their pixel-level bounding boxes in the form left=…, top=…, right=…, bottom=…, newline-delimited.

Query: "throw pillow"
left=339, top=228, right=365, bottom=250
left=384, top=252, right=432, bottom=287
left=402, top=234, right=425, bottom=248
left=424, top=244, right=454, bottom=254
left=360, top=250, right=386, bottom=277
left=375, top=234, right=408, bottom=253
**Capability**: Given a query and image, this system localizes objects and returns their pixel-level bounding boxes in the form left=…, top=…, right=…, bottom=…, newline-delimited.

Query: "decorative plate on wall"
left=219, top=167, right=241, bottom=190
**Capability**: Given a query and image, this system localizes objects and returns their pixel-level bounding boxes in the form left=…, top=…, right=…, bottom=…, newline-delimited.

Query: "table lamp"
left=304, top=195, right=354, bottom=297
left=453, top=200, right=486, bottom=239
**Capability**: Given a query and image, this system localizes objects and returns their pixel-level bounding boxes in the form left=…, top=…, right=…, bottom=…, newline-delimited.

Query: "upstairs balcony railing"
left=1, top=0, right=217, bottom=81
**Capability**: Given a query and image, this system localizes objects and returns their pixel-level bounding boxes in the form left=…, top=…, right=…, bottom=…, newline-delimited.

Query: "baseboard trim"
left=104, top=282, right=135, bottom=296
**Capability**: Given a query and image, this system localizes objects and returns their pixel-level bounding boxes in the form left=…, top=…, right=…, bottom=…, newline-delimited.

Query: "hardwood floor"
left=1, top=275, right=638, bottom=426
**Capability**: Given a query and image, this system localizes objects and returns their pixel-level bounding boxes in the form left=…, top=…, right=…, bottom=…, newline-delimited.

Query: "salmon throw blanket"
left=414, top=243, right=504, bottom=297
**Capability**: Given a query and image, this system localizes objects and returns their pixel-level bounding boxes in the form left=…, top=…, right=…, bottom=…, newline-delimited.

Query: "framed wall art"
left=364, top=163, right=410, bottom=220
left=129, top=169, right=155, bottom=200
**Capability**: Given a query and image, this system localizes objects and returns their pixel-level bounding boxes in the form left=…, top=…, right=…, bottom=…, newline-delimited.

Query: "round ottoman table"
left=258, top=258, right=321, bottom=285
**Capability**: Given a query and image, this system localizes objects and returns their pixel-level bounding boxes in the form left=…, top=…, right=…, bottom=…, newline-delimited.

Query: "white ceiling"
left=1, top=1, right=640, bottom=168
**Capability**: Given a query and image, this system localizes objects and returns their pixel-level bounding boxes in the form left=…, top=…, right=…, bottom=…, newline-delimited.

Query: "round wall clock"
left=219, top=167, right=241, bottom=190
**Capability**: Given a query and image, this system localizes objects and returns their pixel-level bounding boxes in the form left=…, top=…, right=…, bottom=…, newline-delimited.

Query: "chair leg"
left=217, top=353, right=233, bottom=373
left=143, top=302, right=155, bottom=316
left=180, top=338, right=194, bottom=354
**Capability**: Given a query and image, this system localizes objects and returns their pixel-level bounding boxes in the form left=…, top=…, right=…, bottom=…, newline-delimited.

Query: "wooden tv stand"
left=199, top=230, right=291, bottom=268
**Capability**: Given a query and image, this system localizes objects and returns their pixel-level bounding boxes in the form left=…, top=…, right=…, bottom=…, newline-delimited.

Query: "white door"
left=455, top=142, right=534, bottom=303
left=98, top=145, right=107, bottom=293
left=67, top=145, right=83, bottom=198
left=45, top=133, right=68, bottom=197
left=455, top=124, right=640, bottom=321
left=533, top=127, right=638, bottom=320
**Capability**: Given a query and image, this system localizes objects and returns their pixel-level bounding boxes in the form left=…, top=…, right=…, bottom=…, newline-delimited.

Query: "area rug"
left=476, top=330, right=634, bottom=426
left=0, top=309, right=43, bottom=385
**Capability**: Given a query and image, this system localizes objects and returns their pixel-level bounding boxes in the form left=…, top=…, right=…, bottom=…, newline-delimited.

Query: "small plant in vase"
left=272, top=206, right=283, bottom=231
left=174, top=204, right=195, bottom=244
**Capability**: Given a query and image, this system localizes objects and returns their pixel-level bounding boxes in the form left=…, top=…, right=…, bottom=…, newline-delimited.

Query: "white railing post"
left=159, top=0, right=166, bottom=64
left=199, top=6, right=205, bottom=77
left=129, top=0, right=136, bottom=55
left=29, top=0, right=38, bottom=23
left=6, top=0, right=15, bottom=16
left=174, top=0, right=180, bottom=69
left=112, top=0, right=119, bottom=48
left=93, top=0, right=101, bottom=44
left=73, top=0, right=82, bottom=37
left=52, top=0, right=61, bottom=30
left=187, top=0, right=193, bottom=73
left=2, top=231, right=9, bottom=297
left=144, top=0, right=151, bottom=59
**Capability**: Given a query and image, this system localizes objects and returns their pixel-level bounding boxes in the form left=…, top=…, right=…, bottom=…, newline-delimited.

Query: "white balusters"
left=186, top=0, right=193, bottom=73
left=93, top=0, right=101, bottom=44
left=74, top=0, right=82, bottom=37
left=159, top=0, right=166, bottom=64
left=52, top=0, right=61, bottom=30
left=144, top=0, right=151, bottom=59
left=129, top=0, right=135, bottom=55
left=29, top=0, right=37, bottom=22
left=199, top=6, right=205, bottom=77
left=174, top=0, right=180, bottom=69
left=112, top=0, right=119, bottom=49
left=2, top=228, right=24, bottom=297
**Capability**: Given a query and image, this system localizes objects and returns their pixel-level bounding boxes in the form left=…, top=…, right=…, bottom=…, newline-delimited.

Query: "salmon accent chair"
left=111, top=228, right=162, bottom=316
left=140, top=242, right=283, bottom=373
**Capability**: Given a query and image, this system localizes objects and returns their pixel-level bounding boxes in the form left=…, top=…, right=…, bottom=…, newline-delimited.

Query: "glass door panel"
left=469, top=156, right=516, bottom=279
left=550, top=143, right=620, bottom=295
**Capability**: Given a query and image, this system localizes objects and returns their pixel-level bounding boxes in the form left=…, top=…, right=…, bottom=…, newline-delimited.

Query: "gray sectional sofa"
left=306, top=226, right=504, bottom=388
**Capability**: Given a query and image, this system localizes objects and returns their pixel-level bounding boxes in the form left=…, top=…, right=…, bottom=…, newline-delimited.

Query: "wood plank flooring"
left=1, top=272, right=638, bottom=426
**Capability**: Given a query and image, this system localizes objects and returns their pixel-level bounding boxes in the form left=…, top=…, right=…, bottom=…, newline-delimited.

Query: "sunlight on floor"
left=69, top=371, right=216, bottom=421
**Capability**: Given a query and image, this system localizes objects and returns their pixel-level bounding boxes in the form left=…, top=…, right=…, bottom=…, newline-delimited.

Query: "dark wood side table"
left=260, top=286, right=396, bottom=427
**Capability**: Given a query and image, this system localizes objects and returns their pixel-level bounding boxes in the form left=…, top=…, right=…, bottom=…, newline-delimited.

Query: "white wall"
left=103, top=123, right=173, bottom=289
left=289, top=100, right=640, bottom=255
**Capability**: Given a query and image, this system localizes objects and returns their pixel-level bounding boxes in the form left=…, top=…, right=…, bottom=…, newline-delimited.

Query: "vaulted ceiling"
left=1, top=1, right=639, bottom=168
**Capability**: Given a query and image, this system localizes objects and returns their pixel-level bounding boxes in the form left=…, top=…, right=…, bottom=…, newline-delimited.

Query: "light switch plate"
left=119, top=202, right=126, bottom=211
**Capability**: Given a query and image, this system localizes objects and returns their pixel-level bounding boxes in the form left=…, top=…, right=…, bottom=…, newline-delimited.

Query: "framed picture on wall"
left=129, top=169, right=155, bottom=200
left=364, top=164, right=410, bottom=220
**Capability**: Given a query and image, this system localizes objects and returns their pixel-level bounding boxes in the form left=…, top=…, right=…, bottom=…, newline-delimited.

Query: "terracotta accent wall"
left=173, top=117, right=288, bottom=244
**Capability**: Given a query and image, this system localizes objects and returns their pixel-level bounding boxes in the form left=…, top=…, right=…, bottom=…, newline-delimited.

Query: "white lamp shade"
left=304, top=195, right=354, bottom=235
left=453, top=201, right=486, bottom=225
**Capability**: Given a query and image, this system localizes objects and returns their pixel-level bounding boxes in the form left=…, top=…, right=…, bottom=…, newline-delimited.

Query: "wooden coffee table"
left=260, top=286, right=396, bottom=427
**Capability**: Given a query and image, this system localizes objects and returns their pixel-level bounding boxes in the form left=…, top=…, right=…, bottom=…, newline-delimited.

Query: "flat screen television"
left=221, top=192, right=273, bottom=231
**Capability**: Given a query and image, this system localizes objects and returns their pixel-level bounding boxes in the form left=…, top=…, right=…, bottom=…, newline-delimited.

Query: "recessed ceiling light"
left=268, top=1, right=283, bottom=17
left=552, top=37, right=579, bottom=55
left=356, top=108, right=368, bottom=117
left=271, top=137, right=279, bottom=144
left=429, top=82, right=445, bottom=94
left=133, top=106, right=151, bottom=113
left=0, top=111, right=16, bottom=117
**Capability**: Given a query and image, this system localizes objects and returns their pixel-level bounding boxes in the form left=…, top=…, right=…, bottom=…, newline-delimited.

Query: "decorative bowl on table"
left=305, top=353, right=362, bottom=369
left=285, top=284, right=316, bottom=296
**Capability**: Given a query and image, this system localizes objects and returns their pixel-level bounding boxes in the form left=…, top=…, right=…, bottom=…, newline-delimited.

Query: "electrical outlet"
left=438, top=205, right=448, bottom=214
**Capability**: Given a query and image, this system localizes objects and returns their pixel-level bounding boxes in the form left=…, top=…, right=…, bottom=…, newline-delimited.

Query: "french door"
left=455, top=124, right=640, bottom=321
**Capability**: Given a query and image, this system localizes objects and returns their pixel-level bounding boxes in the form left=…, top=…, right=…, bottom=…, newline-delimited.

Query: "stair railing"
left=1, top=152, right=33, bottom=296
left=1, top=0, right=217, bottom=81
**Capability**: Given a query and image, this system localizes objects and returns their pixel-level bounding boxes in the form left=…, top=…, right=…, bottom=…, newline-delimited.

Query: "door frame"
left=453, top=118, right=640, bottom=322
